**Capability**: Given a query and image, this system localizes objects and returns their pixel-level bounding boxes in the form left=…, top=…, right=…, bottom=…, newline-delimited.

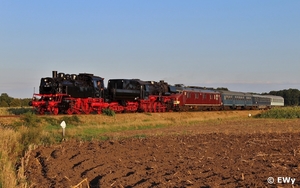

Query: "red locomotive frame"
left=31, top=93, right=174, bottom=115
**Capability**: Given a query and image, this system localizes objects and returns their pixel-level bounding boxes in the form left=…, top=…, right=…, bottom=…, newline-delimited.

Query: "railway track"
left=0, top=115, right=20, bottom=118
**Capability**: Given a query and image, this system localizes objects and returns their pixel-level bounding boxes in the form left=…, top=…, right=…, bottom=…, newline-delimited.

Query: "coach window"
left=195, top=93, right=199, bottom=99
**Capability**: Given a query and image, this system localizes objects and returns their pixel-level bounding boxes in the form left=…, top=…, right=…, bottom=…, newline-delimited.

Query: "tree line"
left=0, top=93, right=31, bottom=107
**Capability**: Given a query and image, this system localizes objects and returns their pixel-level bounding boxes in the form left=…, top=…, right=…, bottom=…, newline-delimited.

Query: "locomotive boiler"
left=107, top=79, right=177, bottom=112
left=107, top=79, right=176, bottom=101
left=40, top=71, right=105, bottom=98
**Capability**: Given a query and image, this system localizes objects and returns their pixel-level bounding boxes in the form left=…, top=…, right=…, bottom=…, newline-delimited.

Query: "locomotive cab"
left=92, top=78, right=105, bottom=98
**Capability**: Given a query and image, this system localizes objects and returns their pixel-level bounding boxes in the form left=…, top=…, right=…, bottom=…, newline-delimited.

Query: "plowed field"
left=25, top=117, right=300, bottom=187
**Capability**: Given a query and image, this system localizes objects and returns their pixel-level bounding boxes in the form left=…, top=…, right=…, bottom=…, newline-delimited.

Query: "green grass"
left=25, top=114, right=171, bottom=142
left=255, top=107, right=300, bottom=119
left=70, top=123, right=167, bottom=141
left=131, top=134, right=147, bottom=139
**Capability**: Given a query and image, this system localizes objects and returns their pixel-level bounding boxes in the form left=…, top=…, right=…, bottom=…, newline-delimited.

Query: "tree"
left=0, top=100, right=9, bottom=107
left=21, top=98, right=31, bottom=107
left=216, top=87, right=229, bottom=91
left=0, top=93, right=13, bottom=107
left=285, top=89, right=300, bottom=106
left=10, top=98, right=21, bottom=107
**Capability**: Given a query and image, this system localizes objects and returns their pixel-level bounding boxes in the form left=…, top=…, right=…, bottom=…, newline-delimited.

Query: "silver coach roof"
left=218, top=90, right=252, bottom=97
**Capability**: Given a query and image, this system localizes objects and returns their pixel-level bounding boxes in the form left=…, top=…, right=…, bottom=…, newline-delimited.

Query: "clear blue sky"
left=1, top=1, right=299, bottom=98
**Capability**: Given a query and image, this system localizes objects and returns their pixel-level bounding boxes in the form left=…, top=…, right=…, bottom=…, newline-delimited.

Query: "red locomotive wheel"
left=152, top=102, right=157, bottom=113
left=81, top=103, right=91, bottom=114
left=97, top=108, right=102, bottom=114
left=38, top=108, right=45, bottom=115
left=66, top=108, right=74, bottom=115
left=82, top=107, right=91, bottom=114
left=52, top=107, right=59, bottom=115
left=156, top=102, right=162, bottom=112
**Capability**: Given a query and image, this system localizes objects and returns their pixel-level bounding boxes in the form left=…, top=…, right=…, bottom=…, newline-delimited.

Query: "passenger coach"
left=265, top=95, right=284, bottom=107
left=219, top=91, right=253, bottom=110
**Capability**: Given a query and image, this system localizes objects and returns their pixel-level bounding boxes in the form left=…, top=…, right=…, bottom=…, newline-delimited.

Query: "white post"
left=60, top=121, right=66, bottom=140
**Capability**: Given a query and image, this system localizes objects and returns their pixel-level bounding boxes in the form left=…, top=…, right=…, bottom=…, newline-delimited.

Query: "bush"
left=255, top=107, right=300, bottom=119
left=19, top=113, right=41, bottom=127
left=102, top=108, right=115, bottom=116
left=7, top=107, right=33, bottom=115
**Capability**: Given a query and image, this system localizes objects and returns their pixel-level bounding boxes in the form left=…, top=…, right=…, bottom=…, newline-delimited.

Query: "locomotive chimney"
left=52, top=71, right=57, bottom=78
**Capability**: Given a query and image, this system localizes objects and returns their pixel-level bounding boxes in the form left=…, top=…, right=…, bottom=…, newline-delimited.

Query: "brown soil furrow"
left=25, top=133, right=300, bottom=187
